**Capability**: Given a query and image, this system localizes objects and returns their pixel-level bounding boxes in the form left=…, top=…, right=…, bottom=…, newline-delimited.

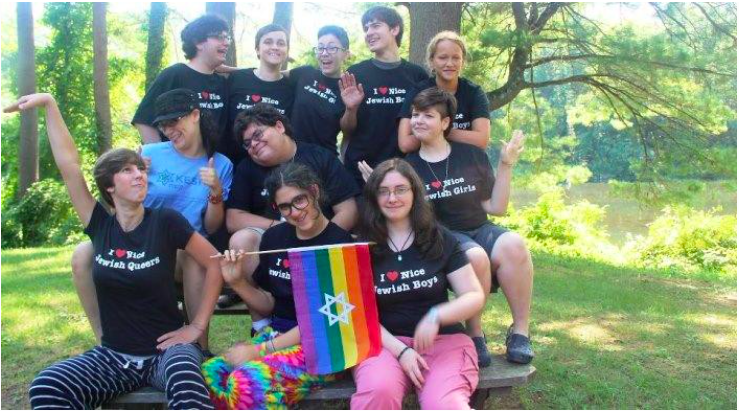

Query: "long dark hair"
left=198, top=109, right=219, bottom=158
left=359, top=158, right=443, bottom=260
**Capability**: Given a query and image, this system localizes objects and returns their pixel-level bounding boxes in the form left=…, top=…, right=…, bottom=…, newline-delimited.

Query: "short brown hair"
left=93, top=148, right=146, bottom=208
left=411, top=87, right=458, bottom=137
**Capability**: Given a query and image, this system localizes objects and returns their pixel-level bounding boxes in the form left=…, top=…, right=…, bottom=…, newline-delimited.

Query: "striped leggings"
left=29, top=344, right=214, bottom=410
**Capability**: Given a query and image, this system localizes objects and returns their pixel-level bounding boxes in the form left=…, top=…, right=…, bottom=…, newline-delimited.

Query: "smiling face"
left=363, top=19, right=399, bottom=53
left=430, top=39, right=464, bottom=83
left=411, top=106, right=450, bottom=143
left=108, top=163, right=148, bottom=206
left=316, top=33, right=348, bottom=77
left=198, top=31, right=230, bottom=67
left=274, top=185, right=321, bottom=234
left=158, top=110, right=200, bottom=153
left=377, top=171, right=413, bottom=223
left=242, top=121, right=287, bottom=167
left=257, top=30, right=288, bottom=67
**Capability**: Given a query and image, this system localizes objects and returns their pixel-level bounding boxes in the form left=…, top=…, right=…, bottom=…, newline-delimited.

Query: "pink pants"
left=351, top=333, right=479, bottom=410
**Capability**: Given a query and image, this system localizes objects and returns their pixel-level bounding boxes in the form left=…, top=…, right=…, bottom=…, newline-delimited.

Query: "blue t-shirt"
left=142, top=142, right=233, bottom=235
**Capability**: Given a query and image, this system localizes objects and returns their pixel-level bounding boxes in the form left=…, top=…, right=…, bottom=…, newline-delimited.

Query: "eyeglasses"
left=378, top=185, right=411, bottom=198
left=157, top=116, right=184, bottom=132
left=208, top=33, right=232, bottom=43
left=313, top=46, right=345, bottom=55
left=242, top=127, right=266, bottom=150
left=275, top=194, right=310, bottom=216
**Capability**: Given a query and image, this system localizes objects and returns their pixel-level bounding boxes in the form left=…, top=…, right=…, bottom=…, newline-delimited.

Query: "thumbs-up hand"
left=200, top=157, right=222, bottom=197
left=136, top=146, right=152, bottom=173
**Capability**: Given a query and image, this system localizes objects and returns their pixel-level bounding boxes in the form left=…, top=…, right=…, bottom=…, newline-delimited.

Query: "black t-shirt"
left=132, top=63, right=235, bottom=161
left=289, top=66, right=344, bottom=155
left=400, top=77, right=490, bottom=130
left=345, top=59, right=429, bottom=185
left=253, top=221, right=354, bottom=326
left=84, top=202, right=194, bottom=355
left=226, top=142, right=359, bottom=219
left=371, top=228, right=469, bottom=337
left=405, top=142, right=495, bottom=231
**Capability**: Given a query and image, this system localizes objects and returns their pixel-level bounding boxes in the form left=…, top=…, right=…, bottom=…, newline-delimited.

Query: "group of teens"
left=11, top=5, right=534, bottom=411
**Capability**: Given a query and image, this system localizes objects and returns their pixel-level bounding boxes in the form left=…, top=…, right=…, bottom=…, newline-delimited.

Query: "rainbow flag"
left=288, top=243, right=381, bottom=375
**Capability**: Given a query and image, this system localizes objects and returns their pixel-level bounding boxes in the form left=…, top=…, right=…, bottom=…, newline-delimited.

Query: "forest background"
left=0, top=2, right=736, bottom=409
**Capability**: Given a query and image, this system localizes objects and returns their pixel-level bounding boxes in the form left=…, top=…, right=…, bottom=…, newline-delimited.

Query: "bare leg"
left=490, top=232, right=534, bottom=336
left=464, top=246, right=491, bottom=338
left=71, top=242, right=101, bottom=343
left=177, top=250, right=210, bottom=350
left=228, top=228, right=265, bottom=324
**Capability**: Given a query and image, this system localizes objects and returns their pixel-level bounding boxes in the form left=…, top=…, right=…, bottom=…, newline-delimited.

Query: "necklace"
left=423, top=143, right=451, bottom=191
left=388, top=230, right=414, bottom=261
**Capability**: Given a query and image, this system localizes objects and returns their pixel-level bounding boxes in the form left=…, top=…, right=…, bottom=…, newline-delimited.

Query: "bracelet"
left=258, top=342, right=268, bottom=357
left=397, top=346, right=412, bottom=361
left=269, top=339, right=277, bottom=354
left=426, top=307, right=440, bottom=325
left=268, top=220, right=275, bottom=228
left=208, top=192, right=223, bottom=204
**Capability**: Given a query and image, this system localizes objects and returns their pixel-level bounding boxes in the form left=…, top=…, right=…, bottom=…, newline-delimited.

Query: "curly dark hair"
left=359, top=158, right=443, bottom=260
left=232, top=103, right=293, bottom=145
left=265, top=162, right=327, bottom=218
left=412, top=87, right=458, bottom=137
left=361, top=6, right=404, bottom=46
left=181, top=14, right=229, bottom=60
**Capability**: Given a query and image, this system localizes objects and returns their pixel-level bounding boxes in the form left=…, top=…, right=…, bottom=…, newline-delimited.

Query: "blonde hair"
left=426, top=30, right=467, bottom=72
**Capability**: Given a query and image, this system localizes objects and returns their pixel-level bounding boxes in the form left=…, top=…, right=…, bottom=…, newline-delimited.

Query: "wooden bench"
left=104, top=355, right=535, bottom=409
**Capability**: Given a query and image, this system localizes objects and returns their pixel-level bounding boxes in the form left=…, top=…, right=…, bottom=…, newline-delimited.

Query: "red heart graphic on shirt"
left=378, top=87, right=388, bottom=95
left=387, top=270, right=399, bottom=282
left=283, top=259, right=290, bottom=269
left=202, top=91, right=210, bottom=100
left=318, top=83, right=326, bottom=91
left=251, top=94, right=262, bottom=102
left=431, top=180, right=442, bottom=190
left=115, top=249, right=126, bottom=258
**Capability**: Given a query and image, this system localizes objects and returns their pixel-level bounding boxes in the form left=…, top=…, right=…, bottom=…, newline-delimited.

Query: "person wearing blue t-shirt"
left=71, top=89, right=232, bottom=354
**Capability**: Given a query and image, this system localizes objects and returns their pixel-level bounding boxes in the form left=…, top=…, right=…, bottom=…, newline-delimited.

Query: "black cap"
left=152, top=88, right=200, bottom=126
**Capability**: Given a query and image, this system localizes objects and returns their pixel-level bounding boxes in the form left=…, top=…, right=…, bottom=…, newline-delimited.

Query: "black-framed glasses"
left=157, top=116, right=185, bottom=132
left=313, top=46, right=345, bottom=55
left=242, top=127, right=266, bottom=150
left=378, top=185, right=411, bottom=198
left=208, top=32, right=232, bottom=43
left=275, top=194, right=310, bottom=216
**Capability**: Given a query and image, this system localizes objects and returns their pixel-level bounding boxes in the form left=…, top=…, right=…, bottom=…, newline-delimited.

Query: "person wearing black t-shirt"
left=352, top=159, right=484, bottom=410
left=288, top=25, right=351, bottom=154
left=225, top=24, right=293, bottom=164
left=203, top=163, right=351, bottom=409
left=398, top=31, right=491, bottom=153
left=132, top=14, right=236, bottom=161
left=8, top=93, right=221, bottom=410
left=338, top=6, right=429, bottom=186
left=222, top=104, right=359, bottom=314
left=403, top=88, right=535, bottom=368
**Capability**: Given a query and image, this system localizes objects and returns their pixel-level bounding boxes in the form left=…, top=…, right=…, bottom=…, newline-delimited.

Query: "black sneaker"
left=505, top=325, right=534, bottom=364
left=202, top=349, right=215, bottom=360
left=471, top=335, right=492, bottom=368
left=217, top=292, right=242, bottom=309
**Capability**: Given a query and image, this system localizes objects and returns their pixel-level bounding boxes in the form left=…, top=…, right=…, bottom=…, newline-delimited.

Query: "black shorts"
left=450, top=221, right=508, bottom=293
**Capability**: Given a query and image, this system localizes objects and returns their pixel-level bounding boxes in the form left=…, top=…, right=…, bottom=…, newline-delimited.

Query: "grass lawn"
left=1, top=246, right=736, bottom=409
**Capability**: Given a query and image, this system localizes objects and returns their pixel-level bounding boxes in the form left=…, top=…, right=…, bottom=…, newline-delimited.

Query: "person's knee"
left=29, top=369, right=74, bottom=408
left=70, top=241, right=93, bottom=280
left=496, top=233, right=530, bottom=267
left=419, top=391, right=470, bottom=410
left=466, top=247, right=491, bottom=277
left=352, top=377, right=405, bottom=409
left=229, top=229, right=261, bottom=251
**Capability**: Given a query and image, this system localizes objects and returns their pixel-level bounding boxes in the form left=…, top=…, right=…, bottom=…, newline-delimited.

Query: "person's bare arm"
left=330, top=198, right=358, bottom=231
left=200, top=158, right=225, bottom=234
left=135, top=123, right=162, bottom=144
left=226, top=208, right=279, bottom=234
left=4, top=94, right=95, bottom=226
left=481, top=130, right=525, bottom=216
left=447, top=118, right=490, bottom=149
left=397, top=118, right=421, bottom=154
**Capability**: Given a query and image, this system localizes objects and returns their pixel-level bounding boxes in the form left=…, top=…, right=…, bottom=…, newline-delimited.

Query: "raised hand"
left=199, top=157, right=223, bottom=197
left=218, top=249, right=245, bottom=285
left=3, top=93, right=54, bottom=113
left=136, top=146, right=152, bottom=172
left=339, top=72, right=365, bottom=111
left=357, top=161, right=374, bottom=183
left=500, top=129, right=526, bottom=166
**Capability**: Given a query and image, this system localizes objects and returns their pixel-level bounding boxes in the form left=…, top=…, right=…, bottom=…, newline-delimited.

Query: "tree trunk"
left=17, top=2, right=38, bottom=198
left=272, top=2, right=293, bottom=70
left=206, top=2, right=236, bottom=66
left=408, top=2, right=463, bottom=67
left=92, top=2, right=112, bottom=154
left=145, top=2, right=168, bottom=90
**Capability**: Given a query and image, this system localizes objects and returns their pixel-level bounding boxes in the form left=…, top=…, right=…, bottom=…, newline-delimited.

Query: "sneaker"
left=217, top=292, right=242, bottom=309
left=471, top=335, right=492, bottom=368
left=202, top=349, right=215, bottom=360
left=505, top=325, right=534, bottom=364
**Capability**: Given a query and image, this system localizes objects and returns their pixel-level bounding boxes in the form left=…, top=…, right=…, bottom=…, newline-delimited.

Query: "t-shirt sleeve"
left=83, top=202, right=110, bottom=240
left=132, top=68, right=177, bottom=126
left=218, top=157, right=234, bottom=201
left=225, top=160, right=251, bottom=210
left=441, top=228, right=469, bottom=275
left=318, top=148, right=360, bottom=204
left=288, top=65, right=312, bottom=88
left=469, top=84, right=491, bottom=120
left=163, top=208, right=196, bottom=250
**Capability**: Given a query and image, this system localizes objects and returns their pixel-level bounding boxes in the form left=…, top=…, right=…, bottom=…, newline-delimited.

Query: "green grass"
left=2, top=247, right=736, bottom=409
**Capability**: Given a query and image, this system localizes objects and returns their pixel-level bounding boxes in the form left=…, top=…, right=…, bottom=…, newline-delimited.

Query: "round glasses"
left=274, top=194, right=310, bottom=216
